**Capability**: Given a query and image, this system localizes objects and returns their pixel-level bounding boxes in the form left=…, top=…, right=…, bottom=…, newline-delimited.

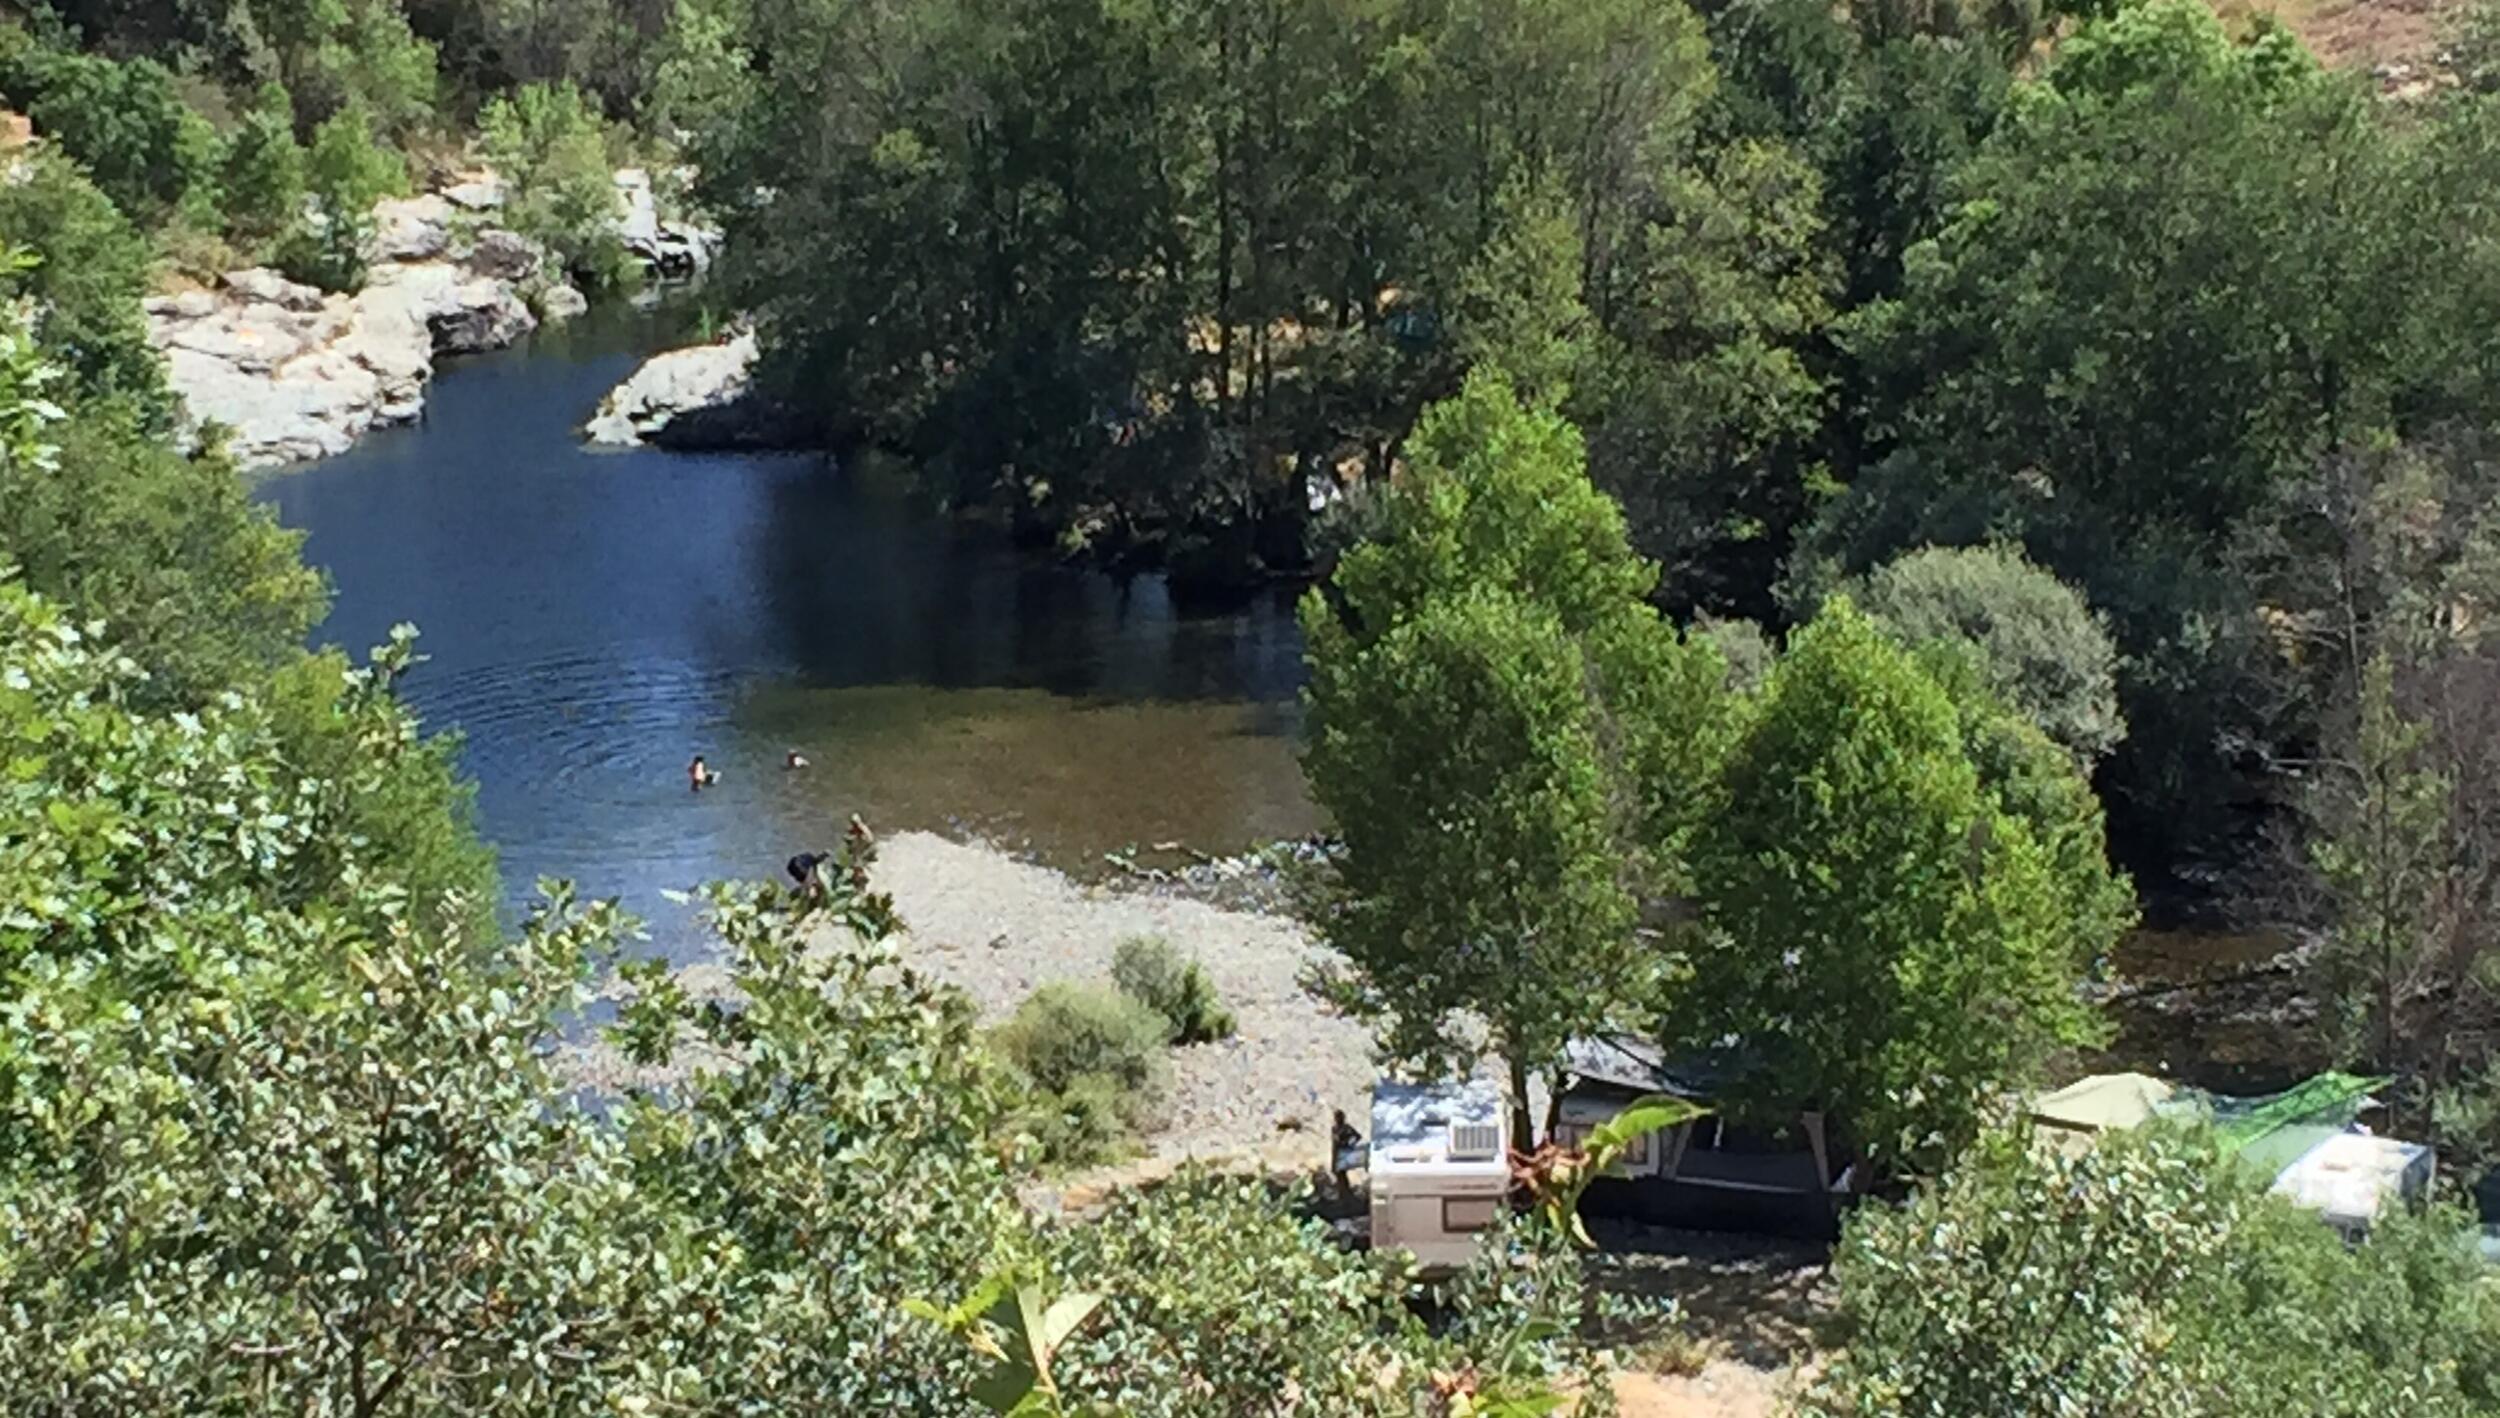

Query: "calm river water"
left=259, top=305, right=1319, bottom=955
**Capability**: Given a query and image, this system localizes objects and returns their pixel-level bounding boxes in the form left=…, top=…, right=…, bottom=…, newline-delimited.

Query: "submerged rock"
left=582, top=329, right=799, bottom=449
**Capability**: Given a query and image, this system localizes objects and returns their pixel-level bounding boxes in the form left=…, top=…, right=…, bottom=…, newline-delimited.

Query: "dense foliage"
left=1300, top=373, right=1734, bottom=1135
left=1804, top=1126, right=2500, bottom=1416
left=1679, top=600, right=2127, bottom=1167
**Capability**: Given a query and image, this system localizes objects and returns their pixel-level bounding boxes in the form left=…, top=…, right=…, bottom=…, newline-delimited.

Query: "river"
left=259, top=305, right=1320, bottom=959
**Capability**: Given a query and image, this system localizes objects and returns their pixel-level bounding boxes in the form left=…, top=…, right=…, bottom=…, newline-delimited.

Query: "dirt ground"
left=1585, top=1218, right=1834, bottom=1418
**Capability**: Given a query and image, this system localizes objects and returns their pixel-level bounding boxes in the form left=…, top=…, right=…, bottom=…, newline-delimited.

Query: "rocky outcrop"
left=582, top=329, right=800, bottom=450
left=149, top=242, right=541, bottom=467
left=612, top=168, right=721, bottom=279
left=151, top=163, right=727, bottom=469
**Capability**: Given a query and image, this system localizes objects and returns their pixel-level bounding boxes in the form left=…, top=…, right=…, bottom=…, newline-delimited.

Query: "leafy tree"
left=1301, top=373, right=1736, bottom=1140
left=0, top=154, right=168, bottom=423
left=1576, top=136, right=1837, bottom=621
left=1681, top=598, right=2119, bottom=1167
left=1802, top=1125, right=2500, bottom=1416
left=284, top=101, right=404, bottom=289
left=479, top=81, right=631, bottom=288
left=1806, top=0, right=2433, bottom=881
left=0, top=398, right=323, bottom=707
left=1840, top=542, right=2124, bottom=763
left=249, top=0, right=440, bottom=132
left=0, top=578, right=630, bottom=1413
left=221, top=79, right=310, bottom=246
left=2252, top=439, right=2500, bottom=1164
left=0, top=30, right=222, bottom=220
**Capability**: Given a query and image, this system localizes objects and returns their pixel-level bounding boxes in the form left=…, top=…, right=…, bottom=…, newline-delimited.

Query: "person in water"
left=688, top=755, right=718, bottom=791
left=784, top=749, right=811, bottom=770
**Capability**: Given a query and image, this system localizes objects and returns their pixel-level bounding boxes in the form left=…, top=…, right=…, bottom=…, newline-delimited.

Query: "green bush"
left=1112, top=935, right=1236, bottom=1045
left=280, top=103, right=405, bottom=291
left=1004, top=1071, right=1140, bottom=1168
left=221, top=80, right=309, bottom=246
left=0, top=153, right=166, bottom=422
left=0, top=30, right=220, bottom=221
left=1802, top=1124, right=2500, bottom=1416
left=994, top=982, right=1169, bottom=1097
left=480, top=81, right=633, bottom=289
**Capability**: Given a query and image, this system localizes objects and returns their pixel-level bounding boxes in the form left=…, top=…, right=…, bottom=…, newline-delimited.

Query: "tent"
left=2028, top=1072, right=2177, bottom=1158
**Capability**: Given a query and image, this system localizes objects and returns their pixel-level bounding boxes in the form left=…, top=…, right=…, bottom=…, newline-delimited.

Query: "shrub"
left=1112, top=935, right=1236, bottom=1045
left=480, top=81, right=633, bottom=289
left=994, top=982, right=1169, bottom=1097
left=222, top=80, right=309, bottom=246
left=1844, top=542, right=2125, bottom=763
left=281, top=103, right=404, bottom=291
left=0, top=32, right=220, bottom=221
left=0, top=153, right=166, bottom=422
left=1801, top=1124, right=2500, bottom=1416
left=1003, top=1071, right=1140, bottom=1168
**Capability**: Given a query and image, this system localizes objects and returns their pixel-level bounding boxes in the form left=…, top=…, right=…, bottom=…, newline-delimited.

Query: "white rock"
left=465, top=226, right=544, bottom=283
left=583, top=329, right=761, bottom=447
left=540, top=283, right=589, bottom=321
left=153, top=250, right=537, bottom=468
left=144, top=290, right=219, bottom=320
left=371, top=193, right=454, bottom=262
left=442, top=175, right=506, bottom=211
left=221, top=267, right=325, bottom=313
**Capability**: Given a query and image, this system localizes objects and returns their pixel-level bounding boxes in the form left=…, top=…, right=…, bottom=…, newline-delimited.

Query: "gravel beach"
left=875, top=830, right=1376, bottom=1172
left=563, top=830, right=1379, bottom=1175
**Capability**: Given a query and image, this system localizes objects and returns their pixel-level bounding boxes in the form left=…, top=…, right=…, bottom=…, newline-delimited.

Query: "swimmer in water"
left=687, top=755, right=716, bottom=791
left=785, top=749, right=811, bottom=770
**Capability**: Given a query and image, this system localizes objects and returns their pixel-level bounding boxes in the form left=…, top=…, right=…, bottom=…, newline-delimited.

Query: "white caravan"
left=1368, top=1079, right=1509, bottom=1273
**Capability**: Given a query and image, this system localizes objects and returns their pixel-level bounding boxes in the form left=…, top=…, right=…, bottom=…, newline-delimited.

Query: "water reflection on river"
left=259, top=304, right=1318, bottom=959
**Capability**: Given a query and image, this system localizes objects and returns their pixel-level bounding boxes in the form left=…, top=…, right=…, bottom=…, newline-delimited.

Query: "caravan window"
left=1443, top=1197, right=1500, bottom=1233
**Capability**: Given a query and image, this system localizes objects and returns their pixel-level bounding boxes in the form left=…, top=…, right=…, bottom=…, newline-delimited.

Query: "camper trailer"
left=1368, top=1079, right=1510, bottom=1273
left=2271, top=1133, right=2436, bottom=1241
left=1553, top=1036, right=1852, bottom=1239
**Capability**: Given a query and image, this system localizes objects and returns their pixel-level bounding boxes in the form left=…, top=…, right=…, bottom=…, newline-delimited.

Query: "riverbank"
left=152, top=167, right=715, bottom=468
left=565, top=829, right=1376, bottom=1171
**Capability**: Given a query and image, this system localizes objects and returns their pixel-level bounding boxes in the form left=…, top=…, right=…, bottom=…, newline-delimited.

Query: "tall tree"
left=1300, top=372, right=1735, bottom=1142
left=1681, top=598, right=2122, bottom=1167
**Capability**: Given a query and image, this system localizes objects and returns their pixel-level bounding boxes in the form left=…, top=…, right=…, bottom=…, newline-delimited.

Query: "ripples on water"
left=259, top=303, right=1318, bottom=960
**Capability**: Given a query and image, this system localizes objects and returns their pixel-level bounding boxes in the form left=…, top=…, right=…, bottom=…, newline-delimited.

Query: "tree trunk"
left=1507, top=1054, right=1534, bottom=1154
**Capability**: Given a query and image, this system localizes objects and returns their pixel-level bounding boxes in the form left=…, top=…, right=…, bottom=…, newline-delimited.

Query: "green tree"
left=1802, top=1125, right=2500, bottom=1416
left=0, top=32, right=221, bottom=221
left=1576, top=137, right=1837, bottom=621
left=0, top=578, right=629, bottom=1413
left=1301, top=373, right=1735, bottom=1141
left=1807, top=0, right=2431, bottom=880
left=1841, top=542, right=2124, bottom=763
left=2252, top=440, right=2500, bottom=1165
left=221, top=79, right=310, bottom=246
left=479, top=81, right=631, bottom=288
left=0, top=402, right=323, bottom=708
left=1681, top=598, right=2119, bottom=1167
left=285, top=101, right=404, bottom=289
left=0, top=154, right=168, bottom=423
